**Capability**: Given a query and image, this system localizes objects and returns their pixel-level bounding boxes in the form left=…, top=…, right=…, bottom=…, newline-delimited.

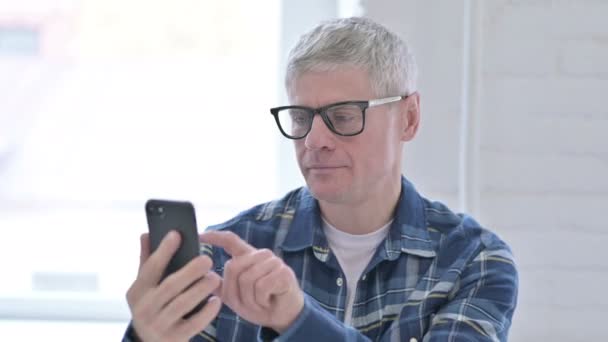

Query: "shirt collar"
left=279, top=188, right=319, bottom=252
left=279, top=177, right=436, bottom=259
left=383, top=177, right=436, bottom=259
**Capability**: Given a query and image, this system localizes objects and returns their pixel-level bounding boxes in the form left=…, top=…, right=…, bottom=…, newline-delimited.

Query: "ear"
left=399, top=92, right=420, bottom=142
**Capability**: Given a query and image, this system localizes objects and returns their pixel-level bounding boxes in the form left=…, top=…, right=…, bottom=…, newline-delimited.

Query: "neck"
left=319, top=176, right=402, bottom=235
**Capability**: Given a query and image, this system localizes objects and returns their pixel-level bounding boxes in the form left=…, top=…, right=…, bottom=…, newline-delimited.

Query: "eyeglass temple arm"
left=368, top=95, right=407, bottom=108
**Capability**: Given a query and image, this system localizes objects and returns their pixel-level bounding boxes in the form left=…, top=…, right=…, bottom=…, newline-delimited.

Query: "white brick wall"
left=365, top=0, right=608, bottom=340
left=366, top=0, right=467, bottom=208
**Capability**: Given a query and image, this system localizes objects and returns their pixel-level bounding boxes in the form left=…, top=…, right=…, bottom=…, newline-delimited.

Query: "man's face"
left=288, top=67, right=413, bottom=205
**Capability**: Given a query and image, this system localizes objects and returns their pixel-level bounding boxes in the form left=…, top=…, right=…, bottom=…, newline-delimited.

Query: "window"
left=0, top=1, right=353, bottom=340
left=0, top=0, right=281, bottom=339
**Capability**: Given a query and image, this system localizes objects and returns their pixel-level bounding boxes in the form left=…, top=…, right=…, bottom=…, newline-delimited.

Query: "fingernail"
left=168, top=230, right=179, bottom=240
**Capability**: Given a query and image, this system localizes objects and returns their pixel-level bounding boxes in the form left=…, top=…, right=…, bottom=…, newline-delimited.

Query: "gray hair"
left=285, top=17, right=418, bottom=97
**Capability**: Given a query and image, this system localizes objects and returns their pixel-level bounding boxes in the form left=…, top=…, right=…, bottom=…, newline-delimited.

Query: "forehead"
left=288, top=67, right=375, bottom=107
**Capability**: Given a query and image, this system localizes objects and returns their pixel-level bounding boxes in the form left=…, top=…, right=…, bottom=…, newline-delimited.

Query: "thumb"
left=138, top=233, right=151, bottom=275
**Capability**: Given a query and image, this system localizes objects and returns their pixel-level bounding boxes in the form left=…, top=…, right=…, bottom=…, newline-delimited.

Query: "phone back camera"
left=147, top=205, right=165, bottom=217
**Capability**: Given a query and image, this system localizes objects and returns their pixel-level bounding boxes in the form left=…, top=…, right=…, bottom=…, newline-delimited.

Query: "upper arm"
left=424, top=246, right=518, bottom=342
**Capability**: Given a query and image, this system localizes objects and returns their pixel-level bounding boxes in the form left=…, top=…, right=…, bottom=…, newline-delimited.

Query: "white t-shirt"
left=322, top=217, right=392, bottom=325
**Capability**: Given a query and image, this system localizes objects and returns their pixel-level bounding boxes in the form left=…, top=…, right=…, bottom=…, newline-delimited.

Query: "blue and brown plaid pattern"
left=123, top=177, right=517, bottom=342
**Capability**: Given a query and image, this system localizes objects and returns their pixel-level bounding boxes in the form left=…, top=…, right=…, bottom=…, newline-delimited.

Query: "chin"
left=304, top=175, right=350, bottom=203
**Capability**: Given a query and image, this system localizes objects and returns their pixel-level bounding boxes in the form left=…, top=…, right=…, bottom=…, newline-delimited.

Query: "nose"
left=304, top=113, right=335, bottom=150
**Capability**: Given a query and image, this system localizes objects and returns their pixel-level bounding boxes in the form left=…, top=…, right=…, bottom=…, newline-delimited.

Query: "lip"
left=307, top=165, right=345, bottom=169
left=306, top=165, right=346, bottom=172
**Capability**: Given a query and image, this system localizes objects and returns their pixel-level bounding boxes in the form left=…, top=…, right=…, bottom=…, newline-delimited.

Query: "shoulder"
left=419, top=200, right=518, bottom=338
left=423, top=198, right=515, bottom=268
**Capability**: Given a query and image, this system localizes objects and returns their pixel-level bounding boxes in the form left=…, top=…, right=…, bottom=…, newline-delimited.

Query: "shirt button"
left=336, top=277, right=343, bottom=287
left=409, top=338, right=417, bottom=342
left=362, top=274, right=367, bottom=280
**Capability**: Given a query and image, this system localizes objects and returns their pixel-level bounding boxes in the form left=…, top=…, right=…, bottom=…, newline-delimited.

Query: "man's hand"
left=200, top=231, right=304, bottom=333
left=126, top=231, right=223, bottom=342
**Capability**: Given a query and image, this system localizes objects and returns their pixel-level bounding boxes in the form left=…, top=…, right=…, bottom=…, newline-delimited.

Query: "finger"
left=173, top=295, right=222, bottom=341
left=220, top=259, right=241, bottom=309
left=237, top=249, right=278, bottom=311
left=159, top=272, right=222, bottom=328
left=138, top=233, right=151, bottom=275
left=256, top=265, right=294, bottom=307
left=199, top=231, right=254, bottom=257
left=138, top=230, right=181, bottom=288
left=247, top=257, right=283, bottom=309
left=211, top=277, right=223, bottom=297
left=126, top=233, right=153, bottom=307
left=151, top=255, right=214, bottom=314
left=220, top=249, right=270, bottom=310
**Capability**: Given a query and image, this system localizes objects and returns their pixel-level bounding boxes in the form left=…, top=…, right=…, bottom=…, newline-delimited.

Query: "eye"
left=289, top=110, right=310, bottom=125
left=327, top=105, right=361, bottom=123
left=333, top=113, right=355, bottom=122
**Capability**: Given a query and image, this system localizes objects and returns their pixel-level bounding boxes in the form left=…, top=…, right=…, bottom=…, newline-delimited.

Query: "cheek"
left=293, top=142, right=302, bottom=156
left=294, top=141, right=308, bottom=163
left=347, top=139, right=382, bottom=172
left=356, top=127, right=399, bottom=169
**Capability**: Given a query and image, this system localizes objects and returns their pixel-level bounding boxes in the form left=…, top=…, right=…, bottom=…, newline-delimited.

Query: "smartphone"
left=145, top=199, right=206, bottom=317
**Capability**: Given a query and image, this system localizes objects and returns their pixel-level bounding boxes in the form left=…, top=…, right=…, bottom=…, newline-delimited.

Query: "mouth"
left=307, top=165, right=346, bottom=171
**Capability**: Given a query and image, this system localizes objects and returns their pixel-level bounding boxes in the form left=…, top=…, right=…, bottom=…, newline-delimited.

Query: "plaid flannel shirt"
left=123, top=177, right=518, bottom=341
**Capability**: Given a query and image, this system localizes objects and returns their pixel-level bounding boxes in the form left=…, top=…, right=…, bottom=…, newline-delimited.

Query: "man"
left=124, top=17, right=518, bottom=341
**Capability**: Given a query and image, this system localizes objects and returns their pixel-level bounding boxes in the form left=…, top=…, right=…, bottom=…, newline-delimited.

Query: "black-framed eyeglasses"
left=270, top=95, right=407, bottom=140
